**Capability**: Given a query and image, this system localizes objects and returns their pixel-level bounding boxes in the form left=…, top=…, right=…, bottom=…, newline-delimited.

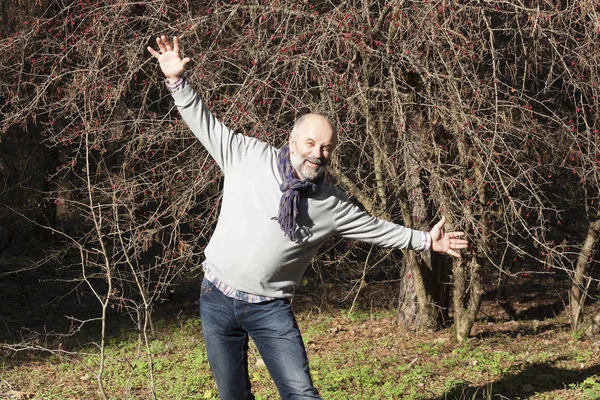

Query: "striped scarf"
left=273, top=144, right=323, bottom=240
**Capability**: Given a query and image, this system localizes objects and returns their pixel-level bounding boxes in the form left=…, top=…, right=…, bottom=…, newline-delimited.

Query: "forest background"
left=2, top=0, right=600, bottom=399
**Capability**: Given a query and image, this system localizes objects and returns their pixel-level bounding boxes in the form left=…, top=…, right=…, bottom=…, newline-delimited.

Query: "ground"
left=1, top=269, right=600, bottom=399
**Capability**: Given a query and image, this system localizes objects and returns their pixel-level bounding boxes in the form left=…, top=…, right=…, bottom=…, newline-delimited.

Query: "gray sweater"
left=171, top=80, right=429, bottom=298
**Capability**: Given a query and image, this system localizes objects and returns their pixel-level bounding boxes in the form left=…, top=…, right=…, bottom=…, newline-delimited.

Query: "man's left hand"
left=430, top=216, right=468, bottom=258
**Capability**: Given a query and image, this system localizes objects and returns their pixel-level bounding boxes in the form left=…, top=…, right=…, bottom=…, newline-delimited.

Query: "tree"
left=4, top=3, right=600, bottom=396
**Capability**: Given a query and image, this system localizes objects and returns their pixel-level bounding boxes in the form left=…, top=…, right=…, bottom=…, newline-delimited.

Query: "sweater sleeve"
left=333, top=193, right=431, bottom=251
left=168, top=79, right=257, bottom=173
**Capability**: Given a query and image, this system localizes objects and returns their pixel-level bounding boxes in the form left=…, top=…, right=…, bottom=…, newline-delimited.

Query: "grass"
left=1, top=306, right=599, bottom=400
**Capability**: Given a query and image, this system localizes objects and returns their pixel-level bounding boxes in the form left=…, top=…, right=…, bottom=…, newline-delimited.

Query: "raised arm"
left=147, top=35, right=263, bottom=173
left=147, top=36, right=191, bottom=83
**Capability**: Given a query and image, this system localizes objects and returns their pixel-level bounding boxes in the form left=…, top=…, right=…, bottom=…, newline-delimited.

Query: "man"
left=148, top=36, right=468, bottom=400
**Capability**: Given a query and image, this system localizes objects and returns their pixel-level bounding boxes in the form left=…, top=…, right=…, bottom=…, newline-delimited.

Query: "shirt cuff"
left=417, top=231, right=432, bottom=251
left=165, top=76, right=185, bottom=91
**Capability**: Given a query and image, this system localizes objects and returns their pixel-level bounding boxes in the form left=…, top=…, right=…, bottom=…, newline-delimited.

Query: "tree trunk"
left=397, top=137, right=451, bottom=329
left=398, top=250, right=451, bottom=329
left=398, top=251, right=439, bottom=329
left=443, top=131, right=485, bottom=342
left=570, top=217, right=600, bottom=331
left=397, top=253, right=419, bottom=326
left=585, top=311, right=600, bottom=337
left=453, top=257, right=484, bottom=342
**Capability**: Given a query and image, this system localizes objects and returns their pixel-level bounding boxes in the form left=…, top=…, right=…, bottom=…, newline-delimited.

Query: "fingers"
left=445, top=237, right=466, bottom=258
left=431, top=218, right=468, bottom=257
left=447, top=232, right=468, bottom=248
left=173, top=36, right=180, bottom=53
left=446, top=249, right=462, bottom=258
left=444, top=230, right=468, bottom=258
left=155, top=37, right=166, bottom=53
left=449, top=240, right=468, bottom=249
left=147, top=46, right=160, bottom=58
left=159, top=35, right=173, bottom=52
left=434, top=216, right=446, bottom=229
left=447, top=231, right=465, bottom=237
left=148, top=36, right=174, bottom=58
left=447, top=231, right=467, bottom=247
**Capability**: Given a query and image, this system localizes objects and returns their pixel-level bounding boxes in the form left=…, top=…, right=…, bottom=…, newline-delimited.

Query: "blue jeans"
left=199, top=278, right=321, bottom=400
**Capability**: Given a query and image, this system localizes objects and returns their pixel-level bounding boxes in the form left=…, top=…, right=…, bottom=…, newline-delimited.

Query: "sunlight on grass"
left=1, top=310, right=598, bottom=399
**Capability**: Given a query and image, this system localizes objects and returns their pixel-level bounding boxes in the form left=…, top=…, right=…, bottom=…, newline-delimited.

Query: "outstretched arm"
left=430, top=216, right=468, bottom=258
left=147, top=36, right=191, bottom=83
left=147, top=35, right=256, bottom=173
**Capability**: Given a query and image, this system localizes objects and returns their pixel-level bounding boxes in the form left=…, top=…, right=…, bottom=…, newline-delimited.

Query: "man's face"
left=289, top=115, right=336, bottom=182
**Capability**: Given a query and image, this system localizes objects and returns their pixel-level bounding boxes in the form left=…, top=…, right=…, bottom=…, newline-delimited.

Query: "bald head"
left=288, top=114, right=337, bottom=181
left=290, top=114, right=337, bottom=145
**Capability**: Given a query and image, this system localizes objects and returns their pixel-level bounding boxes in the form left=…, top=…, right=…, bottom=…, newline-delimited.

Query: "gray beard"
left=290, top=152, right=326, bottom=182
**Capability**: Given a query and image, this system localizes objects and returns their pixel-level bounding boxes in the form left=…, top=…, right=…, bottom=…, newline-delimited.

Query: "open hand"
left=147, top=36, right=191, bottom=83
left=430, top=216, right=468, bottom=258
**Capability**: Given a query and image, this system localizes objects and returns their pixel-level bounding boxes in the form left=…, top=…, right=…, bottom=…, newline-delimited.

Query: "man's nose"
left=311, top=147, right=322, bottom=158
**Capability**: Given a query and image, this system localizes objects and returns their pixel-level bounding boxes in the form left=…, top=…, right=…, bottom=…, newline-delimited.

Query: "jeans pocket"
left=200, top=278, right=215, bottom=298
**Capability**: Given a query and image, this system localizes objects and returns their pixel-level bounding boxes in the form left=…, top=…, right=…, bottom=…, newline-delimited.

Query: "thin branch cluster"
left=1, top=0, right=600, bottom=353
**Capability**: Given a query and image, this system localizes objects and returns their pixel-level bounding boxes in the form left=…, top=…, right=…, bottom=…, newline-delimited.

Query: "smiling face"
left=289, top=114, right=337, bottom=182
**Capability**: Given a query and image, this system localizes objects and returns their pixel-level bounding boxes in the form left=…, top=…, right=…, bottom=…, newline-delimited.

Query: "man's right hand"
left=147, top=36, right=191, bottom=83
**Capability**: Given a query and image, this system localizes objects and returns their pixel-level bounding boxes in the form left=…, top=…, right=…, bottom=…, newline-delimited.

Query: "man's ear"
left=289, top=136, right=295, bottom=152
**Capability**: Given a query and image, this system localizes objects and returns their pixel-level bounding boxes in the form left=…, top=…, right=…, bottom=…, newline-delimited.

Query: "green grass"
left=1, top=308, right=597, bottom=399
left=571, top=376, right=600, bottom=400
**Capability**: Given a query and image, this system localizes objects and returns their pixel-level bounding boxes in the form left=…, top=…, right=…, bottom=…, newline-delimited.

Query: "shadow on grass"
left=429, top=360, right=600, bottom=400
left=483, top=288, right=567, bottom=324
left=473, top=320, right=569, bottom=340
left=0, top=262, right=202, bottom=368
